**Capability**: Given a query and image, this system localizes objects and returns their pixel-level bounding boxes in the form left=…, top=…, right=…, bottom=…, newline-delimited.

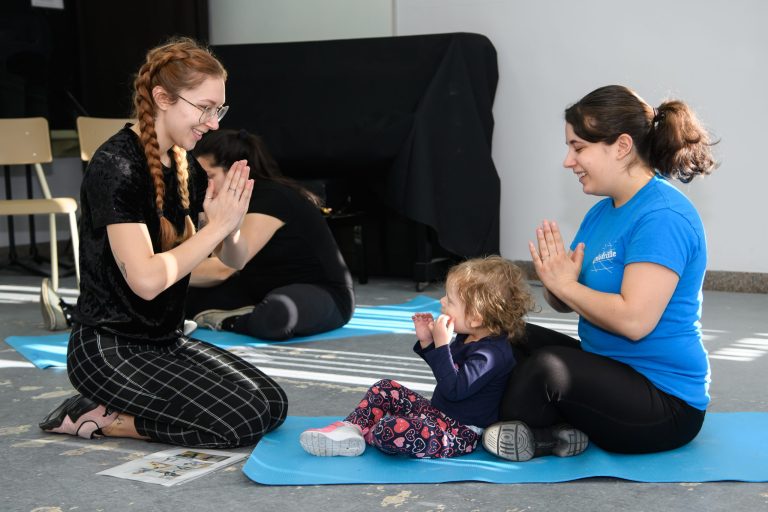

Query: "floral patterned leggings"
left=344, top=379, right=479, bottom=458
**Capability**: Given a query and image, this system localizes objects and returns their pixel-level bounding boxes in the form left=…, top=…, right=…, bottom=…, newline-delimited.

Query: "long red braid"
left=132, top=37, right=226, bottom=251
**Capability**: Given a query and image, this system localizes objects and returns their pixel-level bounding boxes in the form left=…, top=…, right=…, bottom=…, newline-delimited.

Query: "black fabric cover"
left=212, top=32, right=499, bottom=258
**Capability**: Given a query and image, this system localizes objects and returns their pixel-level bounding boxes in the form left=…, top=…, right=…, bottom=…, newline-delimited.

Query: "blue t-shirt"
left=571, top=175, right=710, bottom=410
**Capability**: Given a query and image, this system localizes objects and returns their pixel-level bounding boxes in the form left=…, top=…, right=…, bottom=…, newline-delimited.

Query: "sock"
left=60, top=299, right=74, bottom=326
left=530, top=426, right=557, bottom=457
left=221, top=315, right=245, bottom=332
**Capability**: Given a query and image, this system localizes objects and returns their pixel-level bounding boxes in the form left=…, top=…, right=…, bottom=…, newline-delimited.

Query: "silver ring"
left=229, top=187, right=236, bottom=192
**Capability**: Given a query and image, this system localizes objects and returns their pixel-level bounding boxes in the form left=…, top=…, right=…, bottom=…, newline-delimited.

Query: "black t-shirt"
left=239, top=181, right=354, bottom=318
left=73, top=127, right=207, bottom=342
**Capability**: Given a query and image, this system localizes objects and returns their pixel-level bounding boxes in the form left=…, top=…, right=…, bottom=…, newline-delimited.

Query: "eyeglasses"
left=177, top=95, right=229, bottom=124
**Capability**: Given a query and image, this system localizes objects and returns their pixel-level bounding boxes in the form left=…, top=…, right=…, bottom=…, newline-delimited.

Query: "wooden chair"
left=76, top=116, right=135, bottom=162
left=0, top=117, right=80, bottom=290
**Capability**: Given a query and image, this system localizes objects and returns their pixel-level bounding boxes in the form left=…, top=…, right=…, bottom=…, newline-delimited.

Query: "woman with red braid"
left=38, top=38, right=288, bottom=448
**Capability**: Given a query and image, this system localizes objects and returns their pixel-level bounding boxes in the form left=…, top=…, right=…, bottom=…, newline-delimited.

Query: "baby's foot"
left=300, top=421, right=365, bottom=457
left=412, top=312, right=435, bottom=344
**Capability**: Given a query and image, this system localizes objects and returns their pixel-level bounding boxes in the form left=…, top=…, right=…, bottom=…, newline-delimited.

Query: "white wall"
left=209, top=0, right=394, bottom=44
left=395, top=0, right=768, bottom=273
left=8, top=1, right=764, bottom=274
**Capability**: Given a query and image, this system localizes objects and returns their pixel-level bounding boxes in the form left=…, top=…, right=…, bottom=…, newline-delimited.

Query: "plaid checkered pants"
left=66, top=324, right=288, bottom=448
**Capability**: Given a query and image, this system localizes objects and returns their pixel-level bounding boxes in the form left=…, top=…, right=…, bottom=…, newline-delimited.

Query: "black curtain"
left=213, top=33, right=500, bottom=259
left=74, top=0, right=209, bottom=119
left=0, top=0, right=77, bottom=128
left=0, top=0, right=209, bottom=128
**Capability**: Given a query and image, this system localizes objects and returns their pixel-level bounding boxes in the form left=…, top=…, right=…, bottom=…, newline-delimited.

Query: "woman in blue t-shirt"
left=483, top=85, right=718, bottom=461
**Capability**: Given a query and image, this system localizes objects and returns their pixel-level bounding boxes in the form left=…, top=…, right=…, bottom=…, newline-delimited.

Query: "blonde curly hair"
left=446, top=256, right=534, bottom=341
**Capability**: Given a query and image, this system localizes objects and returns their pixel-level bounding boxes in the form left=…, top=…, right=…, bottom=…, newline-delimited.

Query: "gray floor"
left=1, top=269, right=767, bottom=512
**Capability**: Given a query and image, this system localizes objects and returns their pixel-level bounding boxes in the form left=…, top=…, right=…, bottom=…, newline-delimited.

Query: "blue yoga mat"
left=243, top=413, right=768, bottom=484
left=5, top=296, right=441, bottom=369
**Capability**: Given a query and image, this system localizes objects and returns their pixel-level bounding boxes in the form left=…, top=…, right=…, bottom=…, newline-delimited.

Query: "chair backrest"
left=0, top=117, right=53, bottom=166
left=76, top=116, right=136, bottom=161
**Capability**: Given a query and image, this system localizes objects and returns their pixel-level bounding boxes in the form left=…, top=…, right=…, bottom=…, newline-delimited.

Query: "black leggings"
left=502, top=323, right=706, bottom=454
left=186, top=280, right=353, bottom=341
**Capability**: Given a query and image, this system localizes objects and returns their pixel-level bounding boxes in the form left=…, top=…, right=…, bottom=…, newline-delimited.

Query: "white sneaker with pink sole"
left=299, top=421, right=365, bottom=456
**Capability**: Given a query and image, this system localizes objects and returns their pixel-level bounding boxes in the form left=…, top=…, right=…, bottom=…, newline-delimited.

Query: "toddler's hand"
left=412, top=313, right=435, bottom=347
left=432, top=314, right=454, bottom=347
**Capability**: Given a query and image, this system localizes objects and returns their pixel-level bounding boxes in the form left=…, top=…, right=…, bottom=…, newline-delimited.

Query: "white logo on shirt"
left=591, top=242, right=617, bottom=273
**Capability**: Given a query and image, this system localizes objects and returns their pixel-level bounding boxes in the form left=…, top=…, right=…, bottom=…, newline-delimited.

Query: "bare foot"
left=412, top=312, right=435, bottom=345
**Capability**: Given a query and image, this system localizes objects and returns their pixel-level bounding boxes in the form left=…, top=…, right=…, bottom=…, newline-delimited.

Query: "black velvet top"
left=73, top=127, right=206, bottom=342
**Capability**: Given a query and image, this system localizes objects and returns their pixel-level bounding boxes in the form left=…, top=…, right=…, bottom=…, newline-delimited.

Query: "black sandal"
left=39, top=394, right=117, bottom=439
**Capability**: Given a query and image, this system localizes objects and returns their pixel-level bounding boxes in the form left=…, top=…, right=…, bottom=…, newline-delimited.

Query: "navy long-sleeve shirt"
left=414, top=333, right=516, bottom=428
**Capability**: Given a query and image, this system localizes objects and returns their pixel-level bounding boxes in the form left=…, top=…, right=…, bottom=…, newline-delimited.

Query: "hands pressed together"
left=529, top=220, right=584, bottom=298
left=412, top=312, right=454, bottom=349
left=202, top=160, right=254, bottom=237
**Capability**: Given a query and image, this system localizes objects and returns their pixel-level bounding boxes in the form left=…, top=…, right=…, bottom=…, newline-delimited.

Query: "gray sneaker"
left=40, top=278, right=69, bottom=331
left=551, top=424, right=590, bottom=457
left=193, top=306, right=255, bottom=330
left=482, top=421, right=588, bottom=462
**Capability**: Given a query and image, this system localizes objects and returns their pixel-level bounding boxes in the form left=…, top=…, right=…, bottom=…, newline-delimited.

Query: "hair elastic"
left=652, top=107, right=665, bottom=125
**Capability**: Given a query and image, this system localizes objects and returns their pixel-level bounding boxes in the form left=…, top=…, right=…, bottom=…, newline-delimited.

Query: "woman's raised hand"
left=529, top=220, right=584, bottom=296
left=203, top=160, right=253, bottom=237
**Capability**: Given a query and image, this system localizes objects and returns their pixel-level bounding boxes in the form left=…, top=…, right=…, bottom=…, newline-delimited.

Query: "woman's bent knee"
left=247, top=295, right=298, bottom=340
left=211, top=417, right=276, bottom=448
left=500, top=347, right=575, bottom=420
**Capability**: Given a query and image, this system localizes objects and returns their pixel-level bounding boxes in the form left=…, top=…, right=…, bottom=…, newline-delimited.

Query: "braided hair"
left=131, top=37, right=226, bottom=250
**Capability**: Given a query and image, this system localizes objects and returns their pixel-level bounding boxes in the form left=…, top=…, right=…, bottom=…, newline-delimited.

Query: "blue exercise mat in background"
left=5, top=296, right=441, bottom=369
left=243, top=413, right=768, bottom=485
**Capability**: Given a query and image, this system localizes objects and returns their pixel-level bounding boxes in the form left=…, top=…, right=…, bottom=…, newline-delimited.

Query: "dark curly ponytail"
left=565, top=85, right=718, bottom=182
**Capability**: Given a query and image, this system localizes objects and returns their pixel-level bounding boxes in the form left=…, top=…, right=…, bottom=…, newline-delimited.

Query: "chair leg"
left=34, top=163, right=53, bottom=199
left=49, top=213, right=59, bottom=291
left=68, top=211, right=80, bottom=288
